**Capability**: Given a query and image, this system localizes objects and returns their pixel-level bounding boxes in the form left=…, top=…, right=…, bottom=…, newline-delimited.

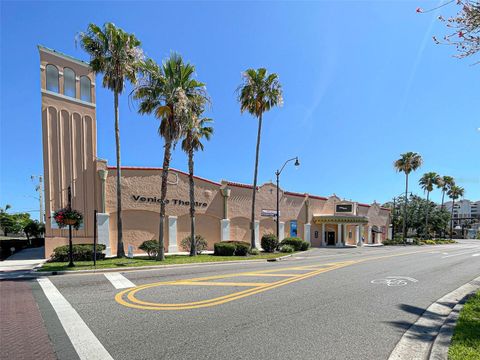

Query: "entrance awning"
left=313, top=215, right=368, bottom=224
left=371, top=226, right=383, bottom=233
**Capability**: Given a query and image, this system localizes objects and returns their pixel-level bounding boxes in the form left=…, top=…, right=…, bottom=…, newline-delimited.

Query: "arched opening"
left=80, top=76, right=91, bottom=102
left=46, top=64, right=59, bottom=93
left=63, top=67, right=76, bottom=97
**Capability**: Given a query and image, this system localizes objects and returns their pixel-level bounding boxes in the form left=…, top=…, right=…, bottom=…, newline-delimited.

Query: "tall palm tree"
left=134, top=55, right=207, bottom=260
left=181, top=99, right=213, bottom=256
left=79, top=23, right=143, bottom=258
left=237, top=68, right=283, bottom=249
left=419, top=172, right=440, bottom=238
left=436, top=175, right=455, bottom=209
left=447, top=185, right=465, bottom=240
left=394, top=152, right=423, bottom=244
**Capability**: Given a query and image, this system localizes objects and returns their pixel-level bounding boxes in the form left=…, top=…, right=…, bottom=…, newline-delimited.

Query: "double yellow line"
left=115, top=261, right=355, bottom=310
left=115, top=248, right=434, bottom=311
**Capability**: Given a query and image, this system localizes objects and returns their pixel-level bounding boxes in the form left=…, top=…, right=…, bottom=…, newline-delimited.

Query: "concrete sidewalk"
left=0, top=247, right=47, bottom=279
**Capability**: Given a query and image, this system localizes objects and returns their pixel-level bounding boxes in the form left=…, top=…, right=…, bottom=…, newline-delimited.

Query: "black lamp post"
left=275, top=157, right=300, bottom=239
left=67, top=186, right=75, bottom=268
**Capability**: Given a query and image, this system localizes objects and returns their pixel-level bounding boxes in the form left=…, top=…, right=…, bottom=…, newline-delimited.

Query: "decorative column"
left=368, top=226, right=372, bottom=244
left=279, top=222, right=285, bottom=241
left=96, top=213, right=111, bottom=257
left=220, top=187, right=231, bottom=242
left=357, top=225, right=362, bottom=247
left=254, top=220, right=260, bottom=248
left=220, top=219, right=230, bottom=241
left=337, top=223, right=343, bottom=247
left=168, top=216, right=178, bottom=253
left=97, top=169, right=108, bottom=213
left=321, top=223, right=326, bottom=247
left=304, top=223, right=311, bottom=244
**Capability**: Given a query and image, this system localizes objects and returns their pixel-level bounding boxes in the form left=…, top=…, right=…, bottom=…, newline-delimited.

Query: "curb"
left=388, top=275, right=480, bottom=360
left=33, top=251, right=308, bottom=277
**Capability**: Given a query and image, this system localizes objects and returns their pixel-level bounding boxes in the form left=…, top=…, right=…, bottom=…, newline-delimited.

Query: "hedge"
left=214, top=242, right=236, bottom=256
left=280, top=237, right=309, bottom=251
left=51, top=244, right=106, bottom=262
left=261, top=233, right=278, bottom=253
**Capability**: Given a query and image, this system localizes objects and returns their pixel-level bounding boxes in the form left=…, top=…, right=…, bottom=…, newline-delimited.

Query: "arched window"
left=46, top=64, right=59, bottom=93
left=63, top=68, right=76, bottom=97
left=80, top=76, right=91, bottom=102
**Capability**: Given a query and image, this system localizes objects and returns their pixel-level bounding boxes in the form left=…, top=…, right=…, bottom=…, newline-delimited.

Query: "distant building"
left=442, top=199, right=480, bottom=226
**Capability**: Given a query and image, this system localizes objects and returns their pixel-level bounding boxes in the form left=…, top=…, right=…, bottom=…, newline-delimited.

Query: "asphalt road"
left=33, top=240, right=480, bottom=360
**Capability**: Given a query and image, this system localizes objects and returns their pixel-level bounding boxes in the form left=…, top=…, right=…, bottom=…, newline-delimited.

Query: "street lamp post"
left=275, top=157, right=300, bottom=240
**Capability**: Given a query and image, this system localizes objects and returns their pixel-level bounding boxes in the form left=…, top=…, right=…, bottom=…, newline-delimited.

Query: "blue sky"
left=1, top=1, right=479, bottom=220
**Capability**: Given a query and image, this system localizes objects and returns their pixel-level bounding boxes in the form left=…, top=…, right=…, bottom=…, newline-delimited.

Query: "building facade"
left=443, top=199, right=480, bottom=226
left=39, top=46, right=391, bottom=257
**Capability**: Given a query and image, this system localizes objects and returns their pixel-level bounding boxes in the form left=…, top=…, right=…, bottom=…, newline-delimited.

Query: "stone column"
left=168, top=216, right=178, bottom=253
left=321, top=223, right=326, bottom=247
left=304, top=223, right=311, bottom=244
left=368, top=226, right=372, bottom=244
left=357, top=225, right=362, bottom=247
left=221, top=219, right=230, bottom=241
left=96, top=213, right=111, bottom=257
left=254, top=220, right=260, bottom=249
left=221, top=187, right=231, bottom=219
left=337, top=223, right=343, bottom=247
left=97, top=169, right=108, bottom=213
left=279, top=222, right=285, bottom=241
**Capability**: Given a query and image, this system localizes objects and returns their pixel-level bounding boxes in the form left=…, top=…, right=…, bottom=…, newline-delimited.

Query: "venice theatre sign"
left=132, top=195, right=208, bottom=208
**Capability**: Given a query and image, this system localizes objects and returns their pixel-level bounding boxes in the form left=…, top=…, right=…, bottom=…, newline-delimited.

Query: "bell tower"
left=39, top=45, right=99, bottom=256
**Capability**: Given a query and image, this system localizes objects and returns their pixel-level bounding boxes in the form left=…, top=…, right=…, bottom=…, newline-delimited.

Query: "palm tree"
left=394, top=152, right=423, bottom=244
left=447, top=185, right=465, bottom=240
left=181, top=99, right=213, bottom=256
left=436, top=175, right=455, bottom=209
left=79, top=23, right=143, bottom=258
left=134, top=55, right=207, bottom=260
left=419, top=172, right=440, bottom=239
left=237, top=68, right=283, bottom=249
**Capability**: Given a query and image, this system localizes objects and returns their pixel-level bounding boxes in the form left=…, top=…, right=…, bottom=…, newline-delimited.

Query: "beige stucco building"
left=39, top=46, right=391, bottom=258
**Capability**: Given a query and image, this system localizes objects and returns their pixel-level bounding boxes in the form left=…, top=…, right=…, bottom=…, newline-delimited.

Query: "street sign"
left=261, top=209, right=279, bottom=217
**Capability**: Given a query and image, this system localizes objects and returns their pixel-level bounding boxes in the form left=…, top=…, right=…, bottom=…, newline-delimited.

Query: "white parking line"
left=104, top=272, right=136, bottom=289
left=37, top=277, right=114, bottom=360
left=472, top=254, right=480, bottom=257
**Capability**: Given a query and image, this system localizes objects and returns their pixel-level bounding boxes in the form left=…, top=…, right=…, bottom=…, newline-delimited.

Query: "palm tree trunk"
left=114, top=91, right=125, bottom=258
left=441, top=190, right=445, bottom=209
left=425, top=191, right=430, bottom=239
left=157, top=141, right=172, bottom=261
left=188, top=147, right=196, bottom=256
left=402, top=173, right=409, bottom=245
left=250, top=113, right=263, bottom=249
left=450, top=198, right=455, bottom=241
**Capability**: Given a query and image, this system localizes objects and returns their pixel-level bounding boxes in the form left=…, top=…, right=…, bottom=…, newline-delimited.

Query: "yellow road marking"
left=115, top=249, right=435, bottom=311
left=173, top=281, right=269, bottom=287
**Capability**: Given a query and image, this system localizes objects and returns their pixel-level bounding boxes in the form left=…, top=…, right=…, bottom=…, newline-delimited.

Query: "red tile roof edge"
left=106, top=166, right=386, bottom=209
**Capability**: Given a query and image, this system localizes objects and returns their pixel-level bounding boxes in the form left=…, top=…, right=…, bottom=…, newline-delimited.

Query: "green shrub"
left=261, top=233, right=278, bottom=253
left=180, top=235, right=208, bottom=255
left=51, top=244, right=106, bottom=262
left=248, top=248, right=260, bottom=255
left=234, top=243, right=249, bottom=256
left=222, top=240, right=251, bottom=247
left=280, top=237, right=308, bottom=251
left=139, top=240, right=159, bottom=259
left=279, top=244, right=295, bottom=253
left=214, top=242, right=236, bottom=256
left=424, top=240, right=436, bottom=245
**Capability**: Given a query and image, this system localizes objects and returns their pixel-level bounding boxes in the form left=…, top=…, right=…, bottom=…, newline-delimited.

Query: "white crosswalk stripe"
left=104, top=272, right=136, bottom=289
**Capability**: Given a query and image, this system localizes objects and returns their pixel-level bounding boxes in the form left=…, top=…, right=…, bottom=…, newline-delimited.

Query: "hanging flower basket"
left=53, top=207, right=83, bottom=230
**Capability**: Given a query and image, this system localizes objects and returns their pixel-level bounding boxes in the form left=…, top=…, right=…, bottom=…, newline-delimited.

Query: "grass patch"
left=39, top=252, right=290, bottom=272
left=449, top=291, right=480, bottom=360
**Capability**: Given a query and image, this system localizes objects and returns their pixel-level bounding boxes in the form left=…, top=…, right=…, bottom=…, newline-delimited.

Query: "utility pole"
left=31, top=175, right=44, bottom=223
